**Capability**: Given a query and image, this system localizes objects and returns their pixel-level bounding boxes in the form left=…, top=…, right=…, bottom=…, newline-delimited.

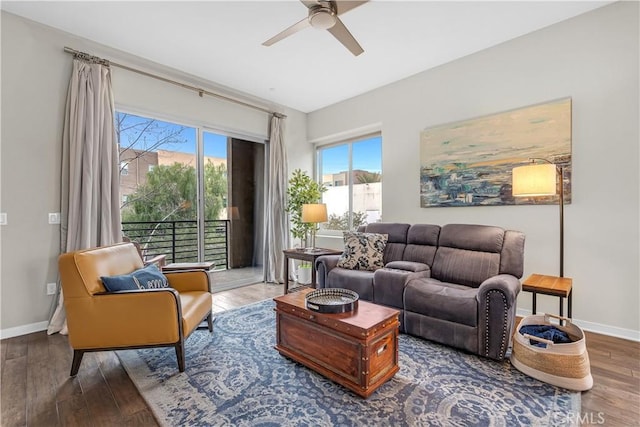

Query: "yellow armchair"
left=58, top=242, right=213, bottom=376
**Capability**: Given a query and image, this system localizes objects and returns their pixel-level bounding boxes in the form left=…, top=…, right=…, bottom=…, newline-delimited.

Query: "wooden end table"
left=522, top=273, right=573, bottom=319
left=282, top=248, right=343, bottom=293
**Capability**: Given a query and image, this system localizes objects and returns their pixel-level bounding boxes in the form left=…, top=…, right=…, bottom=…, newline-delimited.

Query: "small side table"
left=163, top=262, right=215, bottom=294
left=162, top=261, right=215, bottom=273
left=283, top=248, right=343, bottom=293
left=522, top=274, right=573, bottom=319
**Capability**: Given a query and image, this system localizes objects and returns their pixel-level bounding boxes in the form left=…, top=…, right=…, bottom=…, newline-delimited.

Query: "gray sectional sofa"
left=315, top=223, right=525, bottom=360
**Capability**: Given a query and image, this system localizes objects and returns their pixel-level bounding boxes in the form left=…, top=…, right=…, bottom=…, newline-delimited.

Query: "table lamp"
left=227, top=206, right=240, bottom=221
left=512, top=159, right=565, bottom=277
left=301, top=203, right=328, bottom=252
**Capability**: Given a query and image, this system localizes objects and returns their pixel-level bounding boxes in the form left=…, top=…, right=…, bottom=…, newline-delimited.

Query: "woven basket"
left=510, top=313, right=593, bottom=391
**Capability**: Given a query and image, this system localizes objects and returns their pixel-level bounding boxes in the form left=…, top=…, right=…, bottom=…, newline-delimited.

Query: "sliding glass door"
left=118, top=112, right=265, bottom=286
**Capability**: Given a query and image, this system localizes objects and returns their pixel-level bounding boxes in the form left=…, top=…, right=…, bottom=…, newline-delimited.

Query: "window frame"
left=315, top=132, right=382, bottom=237
left=120, top=161, right=129, bottom=176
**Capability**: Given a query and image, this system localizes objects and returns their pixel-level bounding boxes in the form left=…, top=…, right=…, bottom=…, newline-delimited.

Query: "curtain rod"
left=63, top=47, right=286, bottom=118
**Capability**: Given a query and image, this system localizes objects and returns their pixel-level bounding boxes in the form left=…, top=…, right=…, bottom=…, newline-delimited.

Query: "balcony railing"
left=121, top=219, right=228, bottom=269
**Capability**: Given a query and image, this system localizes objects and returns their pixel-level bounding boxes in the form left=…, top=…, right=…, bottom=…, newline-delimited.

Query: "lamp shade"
left=301, top=203, right=328, bottom=223
left=227, top=206, right=240, bottom=220
left=512, top=164, right=557, bottom=197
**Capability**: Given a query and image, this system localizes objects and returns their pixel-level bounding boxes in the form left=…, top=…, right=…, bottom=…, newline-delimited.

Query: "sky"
left=118, top=112, right=382, bottom=174
left=117, top=111, right=227, bottom=158
left=319, top=136, right=382, bottom=174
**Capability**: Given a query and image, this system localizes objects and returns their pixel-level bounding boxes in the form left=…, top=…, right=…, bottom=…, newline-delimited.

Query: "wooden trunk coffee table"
left=274, top=289, right=400, bottom=398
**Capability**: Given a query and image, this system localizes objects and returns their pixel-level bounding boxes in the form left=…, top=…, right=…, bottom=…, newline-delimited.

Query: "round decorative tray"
left=305, top=288, right=359, bottom=313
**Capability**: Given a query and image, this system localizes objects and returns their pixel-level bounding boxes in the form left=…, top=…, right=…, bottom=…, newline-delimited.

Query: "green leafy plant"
left=324, top=211, right=368, bottom=231
left=286, top=169, right=327, bottom=243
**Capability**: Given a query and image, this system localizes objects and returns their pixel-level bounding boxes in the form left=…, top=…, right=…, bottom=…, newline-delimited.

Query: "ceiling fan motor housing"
left=309, top=4, right=337, bottom=30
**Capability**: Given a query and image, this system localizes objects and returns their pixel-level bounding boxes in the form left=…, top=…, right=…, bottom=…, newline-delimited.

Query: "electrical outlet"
left=46, top=282, right=57, bottom=295
left=48, top=212, right=61, bottom=224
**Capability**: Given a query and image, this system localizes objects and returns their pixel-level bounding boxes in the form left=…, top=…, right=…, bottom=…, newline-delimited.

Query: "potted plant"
left=286, top=169, right=326, bottom=283
left=286, top=168, right=327, bottom=248
left=296, top=262, right=312, bottom=285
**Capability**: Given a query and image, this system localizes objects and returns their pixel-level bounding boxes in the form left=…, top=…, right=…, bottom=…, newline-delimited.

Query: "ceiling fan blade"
left=262, top=17, right=311, bottom=46
left=327, top=17, right=364, bottom=56
left=335, top=0, right=368, bottom=16
left=300, top=0, right=319, bottom=9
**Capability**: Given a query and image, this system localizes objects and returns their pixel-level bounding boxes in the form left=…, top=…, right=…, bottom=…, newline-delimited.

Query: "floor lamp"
left=301, top=203, right=328, bottom=252
left=512, top=159, right=565, bottom=277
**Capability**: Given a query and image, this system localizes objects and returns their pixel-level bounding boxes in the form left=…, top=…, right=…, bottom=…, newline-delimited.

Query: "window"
left=317, top=135, right=382, bottom=232
left=148, top=165, right=155, bottom=172
left=120, top=161, right=129, bottom=175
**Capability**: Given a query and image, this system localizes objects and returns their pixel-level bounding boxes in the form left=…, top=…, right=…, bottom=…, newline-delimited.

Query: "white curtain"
left=264, top=115, right=289, bottom=283
left=48, top=58, right=121, bottom=335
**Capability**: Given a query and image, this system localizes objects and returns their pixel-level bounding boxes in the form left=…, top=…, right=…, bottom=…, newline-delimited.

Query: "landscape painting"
left=420, top=98, right=572, bottom=208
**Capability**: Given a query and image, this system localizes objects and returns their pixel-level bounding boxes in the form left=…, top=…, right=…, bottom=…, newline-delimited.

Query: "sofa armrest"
left=384, top=260, right=430, bottom=273
left=165, top=270, right=210, bottom=293
left=65, top=288, right=182, bottom=349
left=477, top=274, right=521, bottom=306
left=315, top=254, right=342, bottom=288
left=477, top=274, right=522, bottom=360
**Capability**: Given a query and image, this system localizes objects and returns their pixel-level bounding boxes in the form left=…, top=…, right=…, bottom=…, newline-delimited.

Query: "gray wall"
left=0, top=12, right=308, bottom=336
left=311, top=2, right=639, bottom=339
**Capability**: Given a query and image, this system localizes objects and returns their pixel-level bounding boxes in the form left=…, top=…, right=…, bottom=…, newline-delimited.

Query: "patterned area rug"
left=117, top=300, right=580, bottom=426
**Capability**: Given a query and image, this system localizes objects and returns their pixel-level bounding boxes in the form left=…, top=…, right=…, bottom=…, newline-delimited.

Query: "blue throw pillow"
left=101, top=273, right=137, bottom=292
left=101, top=264, right=169, bottom=292
left=132, top=264, right=169, bottom=289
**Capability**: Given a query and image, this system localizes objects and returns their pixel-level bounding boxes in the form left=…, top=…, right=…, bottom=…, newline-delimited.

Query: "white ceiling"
left=2, top=1, right=611, bottom=113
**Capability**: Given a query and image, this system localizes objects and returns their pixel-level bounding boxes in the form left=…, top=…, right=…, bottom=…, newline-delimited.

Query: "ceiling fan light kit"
left=262, top=0, right=367, bottom=56
left=309, top=8, right=337, bottom=30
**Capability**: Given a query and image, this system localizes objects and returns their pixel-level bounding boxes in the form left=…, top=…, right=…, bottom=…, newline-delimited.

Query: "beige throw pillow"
left=337, top=231, right=388, bottom=271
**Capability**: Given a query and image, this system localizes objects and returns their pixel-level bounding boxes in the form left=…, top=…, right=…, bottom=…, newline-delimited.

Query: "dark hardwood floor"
left=2, top=283, right=638, bottom=426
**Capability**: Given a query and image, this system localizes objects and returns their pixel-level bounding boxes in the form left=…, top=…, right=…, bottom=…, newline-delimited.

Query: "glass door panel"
left=203, top=132, right=264, bottom=291
left=202, top=131, right=229, bottom=269
left=118, top=112, right=197, bottom=263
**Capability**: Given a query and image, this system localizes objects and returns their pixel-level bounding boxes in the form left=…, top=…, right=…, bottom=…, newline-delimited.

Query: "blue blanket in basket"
left=520, top=325, right=572, bottom=348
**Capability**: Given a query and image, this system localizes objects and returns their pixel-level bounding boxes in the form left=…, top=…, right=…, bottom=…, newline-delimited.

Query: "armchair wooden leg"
left=70, top=350, right=85, bottom=376
left=175, top=341, right=186, bottom=372
left=207, top=312, right=214, bottom=332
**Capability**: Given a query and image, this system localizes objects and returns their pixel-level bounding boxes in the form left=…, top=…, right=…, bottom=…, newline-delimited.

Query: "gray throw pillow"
left=337, top=231, right=388, bottom=271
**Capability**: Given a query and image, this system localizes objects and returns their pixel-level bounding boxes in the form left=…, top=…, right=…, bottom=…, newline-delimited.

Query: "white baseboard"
left=516, top=308, right=640, bottom=342
left=3, top=312, right=638, bottom=343
left=1, top=321, right=49, bottom=340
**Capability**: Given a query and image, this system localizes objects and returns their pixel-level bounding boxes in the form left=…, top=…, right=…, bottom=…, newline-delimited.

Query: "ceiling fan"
left=262, top=0, right=368, bottom=56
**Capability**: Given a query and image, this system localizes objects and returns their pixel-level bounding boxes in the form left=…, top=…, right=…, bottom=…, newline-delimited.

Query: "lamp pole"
left=527, top=158, right=564, bottom=278
left=558, top=165, right=564, bottom=278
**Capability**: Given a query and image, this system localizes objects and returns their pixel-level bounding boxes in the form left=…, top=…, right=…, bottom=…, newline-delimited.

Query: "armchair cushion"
left=337, top=231, right=388, bottom=271
left=101, top=264, right=169, bottom=292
